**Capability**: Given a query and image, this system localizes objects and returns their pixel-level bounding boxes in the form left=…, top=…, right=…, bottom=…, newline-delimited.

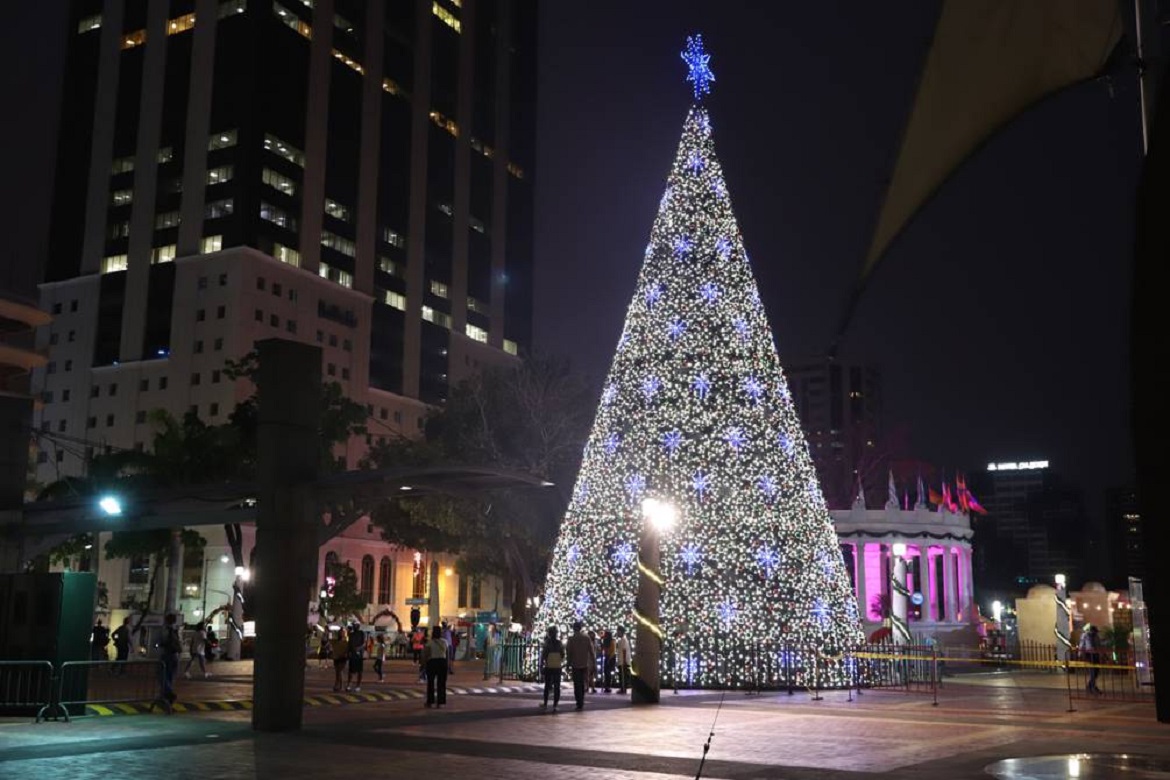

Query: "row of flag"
left=884, top=470, right=987, bottom=515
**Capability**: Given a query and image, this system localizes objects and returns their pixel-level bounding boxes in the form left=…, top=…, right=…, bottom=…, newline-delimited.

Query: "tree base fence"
left=0, top=659, right=170, bottom=722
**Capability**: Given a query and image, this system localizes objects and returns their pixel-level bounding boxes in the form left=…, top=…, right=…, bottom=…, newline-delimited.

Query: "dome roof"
left=1027, top=584, right=1056, bottom=599
left=1081, top=582, right=1107, bottom=594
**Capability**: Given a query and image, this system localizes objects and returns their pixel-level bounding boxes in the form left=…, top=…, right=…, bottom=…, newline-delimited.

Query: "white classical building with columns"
left=831, top=498, right=978, bottom=640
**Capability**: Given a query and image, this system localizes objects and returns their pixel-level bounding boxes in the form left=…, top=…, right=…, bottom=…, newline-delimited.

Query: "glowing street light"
left=992, top=600, right=1003, bottom=623
left=634, top=497, right=677, bottom=704
left=98, top=495, right=122, bottom=516
left=641, top=497, right=678, bottom=533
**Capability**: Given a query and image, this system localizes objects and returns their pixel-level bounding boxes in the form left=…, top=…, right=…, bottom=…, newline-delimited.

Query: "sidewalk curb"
left=82, top=684, right=546, bottom=717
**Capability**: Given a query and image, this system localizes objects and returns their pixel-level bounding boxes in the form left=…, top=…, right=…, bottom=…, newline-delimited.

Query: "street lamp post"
left=633, top=497, right=676, bottom=705
left=1054, top=573, right=1071, bottom=664
left=890, top=543, right=911, bottom=644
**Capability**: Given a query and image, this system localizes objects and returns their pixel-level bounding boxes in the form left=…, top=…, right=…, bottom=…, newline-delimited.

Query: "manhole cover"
left=986, top=754, right=1170, bottom=779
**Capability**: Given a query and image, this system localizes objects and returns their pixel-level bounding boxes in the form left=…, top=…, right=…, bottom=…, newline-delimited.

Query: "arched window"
left=378, top=557, right=393, bottom=604
left=360, top=555, right=375, bottom=602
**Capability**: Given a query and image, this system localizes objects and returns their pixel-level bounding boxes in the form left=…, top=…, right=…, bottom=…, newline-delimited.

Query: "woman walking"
left=423, top=625, right=449, bottom=708
left=183, top=622, right=210, bottom=679
left=539, top=626, right=565, bottom=713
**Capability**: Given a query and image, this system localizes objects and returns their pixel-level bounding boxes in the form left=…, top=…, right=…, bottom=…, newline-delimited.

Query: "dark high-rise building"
left=970, top=461, right=1089, bottom=597
left=786, top=357, right=882, bottom=508
left=32, top=0, right=536, bottom=481
left=1106, top=487, right=1143, bottom=585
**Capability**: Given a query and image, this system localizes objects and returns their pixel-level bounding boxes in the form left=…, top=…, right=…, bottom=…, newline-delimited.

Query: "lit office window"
left=261, top=167, right=297, bottom=195
left=421, top=306, right=451, bottom=329
left=274, top=244, right=301, bottom=267
left=431, top=1, right=460, bottom=33
left=107, top=221, right=130, bottom=240
left=151, top=244, right=177, bottom=264
left=263, top=134, right=305, bottom=166
left=337, top=269, right=353, bottom=289
left=78, top=14, right=102, bottom=33
left=381, top=77, right=406, bottom=98
left=467, top=296, right=488, bottom=315
left=157, top=146, right=174, bottom=163
left=155, top=211, right=181, bottom=230
left=321, top=231, right=355, bottom=257
left=207, top=165, right=234, bottom=185
left=332, top=49, right=363, bottom=75
left=378, top=257, right=403, bottom=277
left=167, top=12, right=196, bottom=35
left=122, top=29, right=146, bottom=49
left=324, top=199, right=352, bottom=222
left=273, top=2, right=311, bottom=38
left=428, top=109, right=458, bottom=137
left=218, top=0, right=248, bottom=19
left=208, top=130, right=237, bottom=150
left=110, top=189, right=133, bottom=206
left=429, top=280, right=449, bottom=299
left=111, top=156, right=135, bottom=175
left=466, top=323, right=488, bottom=343
left=205, top=198, right=234, bottom=219
left=201, top=235, right=223, bottom=253
left=260, top=201, right=296, bottom=230
left=503, top=339, right=518, bottom=356
left=101, top=254, right=129, bottom=274
left=380, top=226, right=405, bottom=248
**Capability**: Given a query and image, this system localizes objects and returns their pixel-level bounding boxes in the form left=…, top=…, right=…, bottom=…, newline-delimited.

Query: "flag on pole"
left=916, top=473, right=926, bottom=508
left=887, top=470, right=899, bottom=508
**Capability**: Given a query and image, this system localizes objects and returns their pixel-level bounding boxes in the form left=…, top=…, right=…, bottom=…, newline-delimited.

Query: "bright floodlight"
left=641, top=498, right=678, bottom=532
left=235, top=565, right=251, bottom=581
left=1054, top=573, right=1066, bottom=587
left=98, top=495, right=122, bottom=516
left=992, top=600, right=1003, bottom=622
left=891, top=543, right=907, bottom=558
left=219, top=554, right=230, bottom=564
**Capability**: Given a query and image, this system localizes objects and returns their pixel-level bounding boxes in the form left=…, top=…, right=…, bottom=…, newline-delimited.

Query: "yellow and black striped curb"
left=83, top=684, right=545, bottom=717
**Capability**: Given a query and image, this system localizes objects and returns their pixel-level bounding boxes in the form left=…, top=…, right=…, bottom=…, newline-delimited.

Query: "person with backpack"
left=600, top=629, right=617, bottom=692
left=422, top=625, right=449, bottom=707
left=539, top=626, right=565, bottom=712
left=111, top=617, right=132, bottom=673
left=565, top=621, right=596, bottom=711
left=346, top=622, right=366, bottom=692
left=158, top=613, right=182, bottom=704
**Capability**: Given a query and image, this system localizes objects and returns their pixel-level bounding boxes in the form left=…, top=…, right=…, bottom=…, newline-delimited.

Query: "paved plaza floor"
left=1, top=663, right=1167, bottom=779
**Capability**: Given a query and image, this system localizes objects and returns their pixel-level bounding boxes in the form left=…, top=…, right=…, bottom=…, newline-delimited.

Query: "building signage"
left=986, top=460, right=1048, bottom=472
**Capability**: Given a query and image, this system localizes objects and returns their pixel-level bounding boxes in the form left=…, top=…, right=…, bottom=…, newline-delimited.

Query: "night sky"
left=1, top=2, right=1141, bottom=522
left=533, top=1, right=1142, bottom=520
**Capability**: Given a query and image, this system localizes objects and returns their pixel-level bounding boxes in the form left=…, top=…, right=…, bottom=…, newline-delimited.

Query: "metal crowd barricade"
left=40, top=659, right=169, bottom=721
left=498, top=640, right=542, bottom=683
left=1065, top=652, right=1156, bottom=712
left=853, top=643, right=938, bottom=705
left=0, top=660, right=55, bottom=720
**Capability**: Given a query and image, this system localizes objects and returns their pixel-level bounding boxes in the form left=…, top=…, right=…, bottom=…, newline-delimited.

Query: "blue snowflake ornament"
left=692, top=373, right=711, bottom=400
left=733, top=317, right=750, bottom=340
left=681, top=34, right=715, bottom=99
left=810, top=599, right=831, bottom=624
left=667, top=317, right=686, bottom=341
left=645, top=282, right=663, bottom=309
left=743, top=375, right=765, bottom=402
left=601, top=383, right=617, bottom=406
left=700, top=281, right=720, bottom=304
left=566, top=545, right=581, bottom=566
left=662, top=430, right=684, bottom=454
left=687, top=150, right=704, bottom=173
left=604, top=432, right=620, bottom=455
left=692, top=470, right=711, bottom=500
left=641, top=375, right=662, bottom=401
left=756, top=546, right=781, bottom=577
left=611, top=542, right=636, bottom=568
left=573, top=590, right=592, bottom=619
left=672, top=235, right=692, bottom=257
left=724, top=426, right=745, bottom=451
left=758, top=474, right=778, bottom=499
left=718, top=598, right=737, bottom=628
left=625, top=473, right=646, bottom=502
left=679, top=543, right=703, bottom=573
left=715, top=237, right=732, bottom=261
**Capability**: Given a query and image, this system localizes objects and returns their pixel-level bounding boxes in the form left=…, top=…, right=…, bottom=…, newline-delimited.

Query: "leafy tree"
left=318, top=562, right=367, bottom=622
left=368, top=354, right=593, bottom=618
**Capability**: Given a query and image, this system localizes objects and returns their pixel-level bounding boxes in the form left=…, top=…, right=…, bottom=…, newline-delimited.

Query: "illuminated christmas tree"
left=536, top=36, right=863, bottom=686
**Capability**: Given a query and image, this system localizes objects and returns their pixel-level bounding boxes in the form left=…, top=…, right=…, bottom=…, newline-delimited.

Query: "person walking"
left=373, top=635, right=387, bottom=682
left=91, top=619, right=110, bottom=661
left=601, top=629, right=616, bottom=693
left=565, top=621, right=596, bottom=711
left=111, top=617, right=132, bottom=673
left=442, top=622, right=456, bottom=675
left=1080, top=624, right=1102, bottom=694
left=423, top=625, right=449, bottom=708
left=331, top=626, right=349, bottom=692
left=615, top=627, right=632, bottom=694
left=183, top=621, right=210, bottom=679
left=204, top=623, right=219, bottom=663
left=539, top=626, right=565, bottom=712
left=586, top=630, right=599, bottom=693
left=346, top=622, right=366, bottom=692
left=158, top=613, right=182, bottom=704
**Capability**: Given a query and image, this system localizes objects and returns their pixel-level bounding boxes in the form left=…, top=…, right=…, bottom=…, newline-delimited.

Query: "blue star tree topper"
left=537, top=37, right=863, bottom=687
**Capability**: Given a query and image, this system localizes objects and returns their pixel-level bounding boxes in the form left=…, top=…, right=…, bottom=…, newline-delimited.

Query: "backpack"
left=348, top=630, right=365, bottom=658
left=544, top=640, right=564, bottom=670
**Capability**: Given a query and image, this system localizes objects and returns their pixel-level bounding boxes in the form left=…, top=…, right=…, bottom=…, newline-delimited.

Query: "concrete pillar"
left=252, top=339, right=322, bottom=732
left=890, top=544, right=910, bottom=644
left=633, top=520, right=664, bottom=704
left=854, top=542, right=868, bottom=621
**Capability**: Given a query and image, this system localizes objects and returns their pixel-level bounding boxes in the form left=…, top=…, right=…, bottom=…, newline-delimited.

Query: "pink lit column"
left=854, top=542, right=868, bottom=621
left=942, top=547, right=956, bottom=622
left=917, top=546, right=933, bottom=622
